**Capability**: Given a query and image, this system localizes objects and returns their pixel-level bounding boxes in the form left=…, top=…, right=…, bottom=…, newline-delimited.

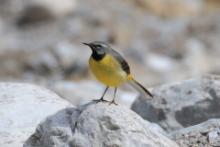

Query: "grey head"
left=83, top=41, right=111, bottom=60
left=83, top=41, right=131, bottom=74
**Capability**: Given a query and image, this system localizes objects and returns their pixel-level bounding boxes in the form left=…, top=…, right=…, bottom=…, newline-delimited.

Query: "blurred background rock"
left=0, top=0, right=220, bottom=106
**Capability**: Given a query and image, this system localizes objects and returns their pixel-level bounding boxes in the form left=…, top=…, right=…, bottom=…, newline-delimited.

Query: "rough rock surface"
left=24, top=102, right=179, bottom=147
left=170, top=119, right=220, bottom=147
left=131, top=75, right=220, bottom=132
left=0, top=83, right=71, bottom=147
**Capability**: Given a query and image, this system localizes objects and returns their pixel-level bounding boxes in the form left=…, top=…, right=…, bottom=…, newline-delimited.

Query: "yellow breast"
left=89, top=54, right=127, bottom=87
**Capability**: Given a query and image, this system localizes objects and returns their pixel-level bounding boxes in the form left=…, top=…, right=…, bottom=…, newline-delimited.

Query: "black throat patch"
left=92, top=51, right=106, bottom=61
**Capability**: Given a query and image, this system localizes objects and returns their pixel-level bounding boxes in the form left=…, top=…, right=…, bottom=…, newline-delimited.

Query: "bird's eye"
left=96, top=45, right=102, bottom=48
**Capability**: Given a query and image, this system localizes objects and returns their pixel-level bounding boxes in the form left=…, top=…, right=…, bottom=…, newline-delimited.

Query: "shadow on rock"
left=24, top=102, right=179, bottom=147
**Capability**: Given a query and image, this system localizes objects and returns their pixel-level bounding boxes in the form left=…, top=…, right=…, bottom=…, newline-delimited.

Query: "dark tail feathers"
left=129, top=79, right=153, bottom=98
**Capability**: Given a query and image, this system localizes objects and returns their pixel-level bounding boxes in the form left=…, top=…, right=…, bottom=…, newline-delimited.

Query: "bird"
left=83, top=41, right=153, bottom=105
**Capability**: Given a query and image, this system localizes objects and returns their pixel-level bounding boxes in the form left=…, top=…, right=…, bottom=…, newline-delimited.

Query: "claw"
left=93, top=97, right=109, bottom=103
left=108, top=100, right=118, bottom=105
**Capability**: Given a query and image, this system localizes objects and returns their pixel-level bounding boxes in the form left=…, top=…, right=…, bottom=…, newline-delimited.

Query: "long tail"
left=128, top=78, right=153, bottom=98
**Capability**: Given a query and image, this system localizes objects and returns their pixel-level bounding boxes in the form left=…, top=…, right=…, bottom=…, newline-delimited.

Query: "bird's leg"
left=109, top=87, right=118, bottom=105
left=93, top=86, right=109, bottom=103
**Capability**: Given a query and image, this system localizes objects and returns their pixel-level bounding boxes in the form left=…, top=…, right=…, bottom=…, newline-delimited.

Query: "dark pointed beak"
left=83, top=42, right=94, bottom=51
left=82, top=42, right=91, bottom=46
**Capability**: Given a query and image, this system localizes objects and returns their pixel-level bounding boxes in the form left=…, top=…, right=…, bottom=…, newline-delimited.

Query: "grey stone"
left=0, top=83, right=71, bottom=147
left=24, top=102, right=179, bottom=147
left=208, top=128, right=220, bottom=146
left=170, top=119, right=220, bottom=147
left=131, top=75, right=220, bottom=132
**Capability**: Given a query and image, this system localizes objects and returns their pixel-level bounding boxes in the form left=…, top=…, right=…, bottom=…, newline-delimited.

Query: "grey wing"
left=110, top=49, right=130, bottom=74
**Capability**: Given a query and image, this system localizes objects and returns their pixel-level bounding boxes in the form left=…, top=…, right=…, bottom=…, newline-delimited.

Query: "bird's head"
left=83, top=41, right=110, bottom=60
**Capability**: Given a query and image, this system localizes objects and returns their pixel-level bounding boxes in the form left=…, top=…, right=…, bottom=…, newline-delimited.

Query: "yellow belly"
left=89, top=55, right=127, bottom=87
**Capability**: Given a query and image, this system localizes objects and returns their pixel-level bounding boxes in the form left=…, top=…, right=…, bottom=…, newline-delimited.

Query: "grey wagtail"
left=83, top=41, right=153, bottom=104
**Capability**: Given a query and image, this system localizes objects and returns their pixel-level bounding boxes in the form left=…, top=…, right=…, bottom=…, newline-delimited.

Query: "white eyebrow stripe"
left=94, top=44, right=107, bottom=48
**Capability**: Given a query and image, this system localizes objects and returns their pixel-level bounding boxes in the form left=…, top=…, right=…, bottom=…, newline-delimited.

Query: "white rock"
left=24, top=102, right=179, bottom=147
left=208, top=128, right=220, bottom=146
left=0, top=83, right=71, bottom=147
left=170, top=119, right=220, bottom=147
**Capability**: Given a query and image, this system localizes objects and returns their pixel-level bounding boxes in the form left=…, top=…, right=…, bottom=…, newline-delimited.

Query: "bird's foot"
left=93, top=97, right=109, bottom=103
left=108, top=100, right=118, bottom=105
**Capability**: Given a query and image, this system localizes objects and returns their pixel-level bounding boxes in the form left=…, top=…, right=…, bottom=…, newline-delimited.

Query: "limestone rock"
left=24, top=102, right=179, bottom=147
left=0, top=83, right=71, bottom=147
left=131, top=75, right=220, bottom=132
left=170, top=119, right=220, bottom=147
